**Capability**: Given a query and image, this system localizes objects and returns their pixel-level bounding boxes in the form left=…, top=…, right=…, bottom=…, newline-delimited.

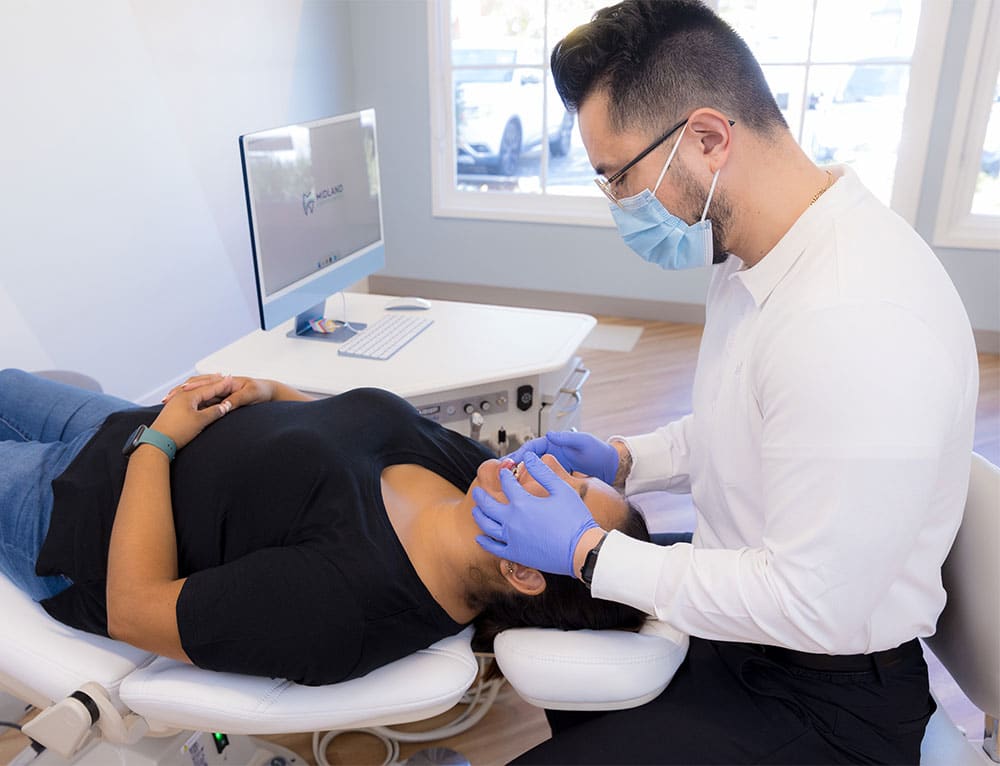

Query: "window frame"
left=427, top=0, right=951, bottom=228
left=932, top=0, right=1000, bottom=250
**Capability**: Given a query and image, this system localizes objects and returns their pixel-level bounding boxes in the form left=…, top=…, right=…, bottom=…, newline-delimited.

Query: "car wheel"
left=549, top=113, right=574, bottom=158
left=494, top=120, right=522, bottom=176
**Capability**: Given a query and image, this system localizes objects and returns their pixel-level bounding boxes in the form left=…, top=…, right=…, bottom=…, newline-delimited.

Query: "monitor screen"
left=239, top=109, right=384, bottom=331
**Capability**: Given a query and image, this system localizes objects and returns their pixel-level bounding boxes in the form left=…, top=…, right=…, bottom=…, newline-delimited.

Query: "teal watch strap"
left=135, top=427, right=177, bottom=462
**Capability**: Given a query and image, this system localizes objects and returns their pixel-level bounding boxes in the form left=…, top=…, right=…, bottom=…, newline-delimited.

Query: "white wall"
left=351, top=0, right=999, bottom=334
left=0, top=0, right=357, bottom=401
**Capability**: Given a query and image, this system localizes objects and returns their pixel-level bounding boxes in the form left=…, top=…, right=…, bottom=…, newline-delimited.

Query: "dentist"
left=472, top=1, right=979, bottom=764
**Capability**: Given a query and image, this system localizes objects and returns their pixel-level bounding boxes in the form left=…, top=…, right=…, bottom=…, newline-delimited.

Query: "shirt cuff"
left=591, top=530, right=692, bottom=617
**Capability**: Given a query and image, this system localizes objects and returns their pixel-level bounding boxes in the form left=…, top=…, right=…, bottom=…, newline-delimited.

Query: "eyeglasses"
left=595, top=116, right=735, bottom=206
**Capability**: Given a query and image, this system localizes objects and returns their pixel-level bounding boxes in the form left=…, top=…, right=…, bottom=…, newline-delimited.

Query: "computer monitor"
left=239, top=109, right=384, bottom=341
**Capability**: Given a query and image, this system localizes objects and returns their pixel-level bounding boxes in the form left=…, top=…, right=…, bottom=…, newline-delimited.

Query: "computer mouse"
left=384, top=296, right=432, bottom=311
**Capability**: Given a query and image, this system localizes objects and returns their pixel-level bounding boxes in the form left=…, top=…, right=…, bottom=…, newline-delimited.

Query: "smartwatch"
left=122, top=424, right=177, bottom=462
left=579, top=533, right=608, bottom=589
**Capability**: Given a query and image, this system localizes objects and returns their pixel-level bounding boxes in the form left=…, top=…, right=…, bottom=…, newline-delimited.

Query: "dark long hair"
left=471, top=502, right=651, bottom=655
left=551, top=0, right=786, bottom=136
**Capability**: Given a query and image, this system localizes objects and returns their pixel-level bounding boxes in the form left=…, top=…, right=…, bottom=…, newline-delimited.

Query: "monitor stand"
left=287, top=301, right=367, bottom=343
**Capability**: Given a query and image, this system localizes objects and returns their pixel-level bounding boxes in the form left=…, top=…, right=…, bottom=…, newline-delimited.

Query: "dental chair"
left=494, top=452, right=1000, bottom=764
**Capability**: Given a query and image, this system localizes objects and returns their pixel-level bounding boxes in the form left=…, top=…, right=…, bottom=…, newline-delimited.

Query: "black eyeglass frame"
left=595, top=116, right=736, bottom=205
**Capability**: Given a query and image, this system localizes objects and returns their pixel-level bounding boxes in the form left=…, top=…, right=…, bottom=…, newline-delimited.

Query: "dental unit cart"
left=195, top=292, right=596, bottom=453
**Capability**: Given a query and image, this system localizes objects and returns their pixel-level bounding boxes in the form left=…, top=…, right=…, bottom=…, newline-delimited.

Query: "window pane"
left=450, top=0, right=605, bottom=195
left=454, top=68, right=543, bottom=191
left=972, top=73, right=1000, bottom=216
left=811, top=0, right=920, bottom=63
left=802, top=64, right=909, bottom=203
left=717, top=0, right=812, bottom=63
left=450, top=1, right=547, bottom=191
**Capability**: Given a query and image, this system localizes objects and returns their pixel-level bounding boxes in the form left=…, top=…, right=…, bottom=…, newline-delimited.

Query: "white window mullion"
left=796, top=0, right=820, bottom=145
left=889, top=0, right=954, bottom=227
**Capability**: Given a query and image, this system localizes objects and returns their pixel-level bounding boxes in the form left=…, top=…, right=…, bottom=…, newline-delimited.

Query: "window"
left=933, top=0, right=1000, bottom=249
left=428, top=0, right=949, bottom=226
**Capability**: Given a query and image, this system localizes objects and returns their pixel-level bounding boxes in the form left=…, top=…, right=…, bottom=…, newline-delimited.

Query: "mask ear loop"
left=652, top=122, right=689, bottom=195
left=700, top=168, right=721, bottom=222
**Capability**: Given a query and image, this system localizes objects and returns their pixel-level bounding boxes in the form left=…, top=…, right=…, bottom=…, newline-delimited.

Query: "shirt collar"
left=732, top=165, right=863, bottom=307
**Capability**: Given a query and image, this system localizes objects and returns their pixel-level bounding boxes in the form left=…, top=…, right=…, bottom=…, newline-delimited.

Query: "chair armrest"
left=0, top=574, right=151, bottom=712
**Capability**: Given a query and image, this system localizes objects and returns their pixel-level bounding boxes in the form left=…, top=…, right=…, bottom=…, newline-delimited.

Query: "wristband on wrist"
left=122, top=424, right=177, bottom=462
left=579, top=533, right=608, bottom=589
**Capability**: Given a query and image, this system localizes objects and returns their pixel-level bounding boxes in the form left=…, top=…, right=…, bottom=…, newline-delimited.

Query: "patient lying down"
left=9, top=372, right=648, bottom=686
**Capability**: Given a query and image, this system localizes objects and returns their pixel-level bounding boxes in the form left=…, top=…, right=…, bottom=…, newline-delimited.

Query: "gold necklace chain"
left=809, top=170, right=835, bottom=207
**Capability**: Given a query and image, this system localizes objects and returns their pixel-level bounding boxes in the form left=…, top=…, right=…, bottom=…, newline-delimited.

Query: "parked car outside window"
left=454, top=43, right=575, bottom=177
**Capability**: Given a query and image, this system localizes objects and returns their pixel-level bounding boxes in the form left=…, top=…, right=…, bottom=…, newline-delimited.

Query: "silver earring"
left=507, top=563, right=514, bottom=575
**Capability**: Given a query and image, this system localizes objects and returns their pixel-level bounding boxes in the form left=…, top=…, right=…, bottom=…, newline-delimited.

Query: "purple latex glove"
left=504, top=431, right=619, bottom=485
left=472, top=452, right=599, bottom=576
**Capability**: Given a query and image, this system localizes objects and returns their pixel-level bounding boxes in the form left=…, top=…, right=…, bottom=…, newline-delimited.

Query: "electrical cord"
left=313, top=728, right=399, bottom=766
left=311, top=655, right=506, bottom=766
left=0, top=720, right=46, bottom=763
left=338, top=291, right=366, bottom=334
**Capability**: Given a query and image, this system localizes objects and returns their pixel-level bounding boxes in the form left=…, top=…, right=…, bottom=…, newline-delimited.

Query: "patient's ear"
left=499, top=560, right=546, bottom=596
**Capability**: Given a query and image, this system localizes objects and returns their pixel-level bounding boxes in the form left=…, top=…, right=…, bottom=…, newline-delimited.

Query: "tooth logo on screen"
left=302, top=184, right=344, bottom=216
left=302, top=191, right=317, bottom=215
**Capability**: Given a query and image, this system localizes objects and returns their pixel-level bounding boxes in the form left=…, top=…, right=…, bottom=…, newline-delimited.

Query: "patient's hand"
left=163, top=374, right=276, bottom=412
left=152, top=376, right=237, bottom=449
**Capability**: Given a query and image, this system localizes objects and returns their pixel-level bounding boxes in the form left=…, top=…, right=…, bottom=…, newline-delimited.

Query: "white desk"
left=196, top=293, right=596, bottom=448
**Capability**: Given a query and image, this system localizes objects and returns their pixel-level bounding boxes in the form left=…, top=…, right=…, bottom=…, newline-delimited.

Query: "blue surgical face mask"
left=609, top=122, right=721, bottom=270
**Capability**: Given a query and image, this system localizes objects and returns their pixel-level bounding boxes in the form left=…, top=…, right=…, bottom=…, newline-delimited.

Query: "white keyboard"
left=336, top=313, right=434, bottom=360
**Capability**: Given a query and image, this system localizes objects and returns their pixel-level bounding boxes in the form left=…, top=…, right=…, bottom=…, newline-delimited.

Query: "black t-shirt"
left=35, top=388, right=494, bottom=686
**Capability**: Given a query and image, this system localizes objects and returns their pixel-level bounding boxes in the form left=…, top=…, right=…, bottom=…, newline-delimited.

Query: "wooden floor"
left=1, top=317, right=997, bottom=765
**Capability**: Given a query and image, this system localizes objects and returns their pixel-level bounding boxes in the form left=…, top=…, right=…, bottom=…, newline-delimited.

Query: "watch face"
left=123, top=424, right=147, bottom=455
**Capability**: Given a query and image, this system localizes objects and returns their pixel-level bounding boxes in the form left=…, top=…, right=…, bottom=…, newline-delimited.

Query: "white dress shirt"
left=595, top=166, right=979, bottom=654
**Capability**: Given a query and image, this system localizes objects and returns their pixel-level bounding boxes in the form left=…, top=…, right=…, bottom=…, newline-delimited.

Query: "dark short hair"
left=551, top=0, right=786, bottom=135
left=471, top=501, right=651, bottom=657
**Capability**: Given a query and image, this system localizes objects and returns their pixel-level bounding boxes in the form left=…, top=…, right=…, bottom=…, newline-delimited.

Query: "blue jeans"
left=0, top=369, right=136, bottom=600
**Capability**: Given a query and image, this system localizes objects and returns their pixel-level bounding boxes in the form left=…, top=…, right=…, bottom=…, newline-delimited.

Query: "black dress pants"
left=512, top=636, right=935, bottom=765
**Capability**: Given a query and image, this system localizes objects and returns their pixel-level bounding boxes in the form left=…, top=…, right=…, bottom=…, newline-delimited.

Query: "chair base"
left=12, top=731, right=302, bottom=766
